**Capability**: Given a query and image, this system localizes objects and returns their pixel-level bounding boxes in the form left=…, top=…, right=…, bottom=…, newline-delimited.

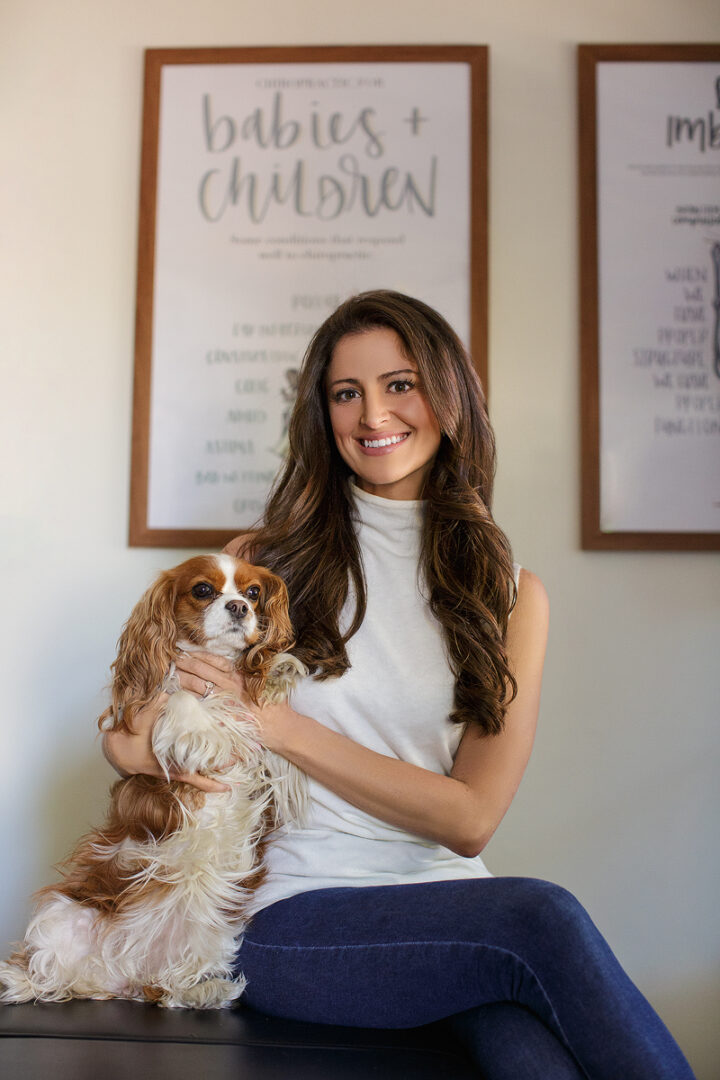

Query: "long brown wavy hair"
left=252, top=290, right=517, bottom=735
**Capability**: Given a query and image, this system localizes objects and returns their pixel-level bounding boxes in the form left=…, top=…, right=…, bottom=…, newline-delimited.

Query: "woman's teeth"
left=360, top=434, right=409, bottom=448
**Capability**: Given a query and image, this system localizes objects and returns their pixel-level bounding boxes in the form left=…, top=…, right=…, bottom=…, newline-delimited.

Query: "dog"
left=0, top=554, right=306, bottom=1009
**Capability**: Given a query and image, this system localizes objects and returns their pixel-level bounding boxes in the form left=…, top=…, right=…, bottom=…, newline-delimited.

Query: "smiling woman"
left=105, top=291, right=697, bottom=1079
left=325, top=327, right=442, bottom=500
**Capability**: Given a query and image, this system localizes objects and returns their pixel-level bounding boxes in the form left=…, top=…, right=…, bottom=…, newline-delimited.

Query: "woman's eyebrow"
left=328, top=376, right=362, bottom=388
left=328, top=368, right=417, bottom=388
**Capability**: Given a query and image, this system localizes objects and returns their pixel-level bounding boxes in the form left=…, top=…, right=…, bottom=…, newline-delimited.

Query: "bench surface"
left=0, top=999, right=475, bottom=1079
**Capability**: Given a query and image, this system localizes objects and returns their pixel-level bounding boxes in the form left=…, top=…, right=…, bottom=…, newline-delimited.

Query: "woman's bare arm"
left=174, top=569, right=549, bottom=855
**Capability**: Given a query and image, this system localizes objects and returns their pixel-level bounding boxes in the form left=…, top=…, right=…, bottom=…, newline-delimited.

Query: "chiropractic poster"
left=580, top=45, right=720, bottom=550
left=129, top=47, right=487, bottom=547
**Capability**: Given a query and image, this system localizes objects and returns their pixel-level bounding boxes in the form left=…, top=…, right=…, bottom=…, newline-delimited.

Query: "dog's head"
left=102, top=554, right=294, bottom=731
left=167, top=553, right=289, bottom=657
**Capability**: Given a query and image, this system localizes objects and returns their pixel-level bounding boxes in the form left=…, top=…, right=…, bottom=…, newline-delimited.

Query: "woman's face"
left=325, top=327, right=441, bottom=501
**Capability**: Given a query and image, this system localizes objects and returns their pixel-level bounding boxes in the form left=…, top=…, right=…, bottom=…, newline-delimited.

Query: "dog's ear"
left=98, top=571, right=178, bottom=733
left=242, top=569, right=295, bottom=704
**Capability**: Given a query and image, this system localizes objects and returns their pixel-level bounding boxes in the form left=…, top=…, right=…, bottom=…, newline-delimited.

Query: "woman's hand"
left=102, top=691, right=231, bottom=794
left=173, top=651, right=301, bottom=757
left=173, top=651, right=250, bottom=708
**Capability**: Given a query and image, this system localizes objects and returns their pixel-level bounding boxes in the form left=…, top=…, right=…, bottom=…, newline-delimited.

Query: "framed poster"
left=579, top=44, right=720, bottom=551
left=129, top=45, right=488, bottom=547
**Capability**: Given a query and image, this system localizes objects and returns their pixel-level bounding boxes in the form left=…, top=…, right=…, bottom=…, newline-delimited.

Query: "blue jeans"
left=235, top=878, right=695, bottom=1079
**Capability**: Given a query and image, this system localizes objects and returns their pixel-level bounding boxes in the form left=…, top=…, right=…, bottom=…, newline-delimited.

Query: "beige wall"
left=2, top=1, right=719, bottom=1074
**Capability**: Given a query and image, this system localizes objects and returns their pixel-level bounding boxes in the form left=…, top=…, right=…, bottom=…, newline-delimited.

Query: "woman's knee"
left=494, top=878, right=601, bottom=954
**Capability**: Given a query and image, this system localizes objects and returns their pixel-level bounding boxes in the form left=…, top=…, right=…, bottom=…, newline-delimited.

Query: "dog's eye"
left=245, top=585, right=260, bottom=602
left=191, top=582, right=215, bottom=599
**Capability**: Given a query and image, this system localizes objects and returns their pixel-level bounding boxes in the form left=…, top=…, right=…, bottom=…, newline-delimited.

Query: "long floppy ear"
left=98, top=571, right=178, bottom=734
left=242, top=569, right=295, bottom=704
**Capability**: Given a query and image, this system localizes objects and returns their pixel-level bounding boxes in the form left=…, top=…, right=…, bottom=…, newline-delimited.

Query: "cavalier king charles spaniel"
left=0, top=554, right=306, bottom=1009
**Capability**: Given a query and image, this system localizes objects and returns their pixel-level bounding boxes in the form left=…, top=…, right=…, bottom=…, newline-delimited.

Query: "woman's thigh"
left=238, top=878, right=583, bottom=1027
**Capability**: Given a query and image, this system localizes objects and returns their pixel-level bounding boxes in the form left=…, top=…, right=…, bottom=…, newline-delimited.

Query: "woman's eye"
left=388, top=379, right=416, bottom=394
left=191, top=582, right=214, bottom=599
left=245, top=585, right=260, bottom=602
left=333, top=388, right=358, bottom=403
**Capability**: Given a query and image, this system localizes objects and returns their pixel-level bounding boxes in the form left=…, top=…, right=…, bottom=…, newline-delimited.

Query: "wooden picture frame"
left=129, top=45, right=488, bottom=548
left=579, top=44, right=720, bottom=550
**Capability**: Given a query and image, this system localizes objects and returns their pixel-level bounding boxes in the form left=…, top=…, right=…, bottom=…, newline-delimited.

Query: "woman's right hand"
left=101, top=693, right=230, bottom=794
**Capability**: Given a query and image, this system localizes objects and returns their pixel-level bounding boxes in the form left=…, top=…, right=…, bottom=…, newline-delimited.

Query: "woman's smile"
left=357, top=432, right=410, bottom=452
left=326, top=327, right=441, bottom=500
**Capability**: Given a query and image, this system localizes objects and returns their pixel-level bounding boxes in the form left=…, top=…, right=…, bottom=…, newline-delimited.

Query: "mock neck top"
left=248, top=485, right=515, bottom=914
left=350, top=482, right=425, bottom=557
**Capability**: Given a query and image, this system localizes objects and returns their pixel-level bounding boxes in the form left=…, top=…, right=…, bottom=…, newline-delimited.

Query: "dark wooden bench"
left=0, top=999, right=475, bottom=1079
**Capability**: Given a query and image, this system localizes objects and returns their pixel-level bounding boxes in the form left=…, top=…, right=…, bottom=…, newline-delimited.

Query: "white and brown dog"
left=0, top=554, right=306, bottom=1009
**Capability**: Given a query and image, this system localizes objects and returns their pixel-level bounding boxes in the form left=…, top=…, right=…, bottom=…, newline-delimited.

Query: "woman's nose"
left=360, top=389, right=388, bottom=429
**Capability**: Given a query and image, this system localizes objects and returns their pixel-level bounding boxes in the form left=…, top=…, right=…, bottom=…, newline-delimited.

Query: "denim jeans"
left=235, top=878, right=695, bottom=1079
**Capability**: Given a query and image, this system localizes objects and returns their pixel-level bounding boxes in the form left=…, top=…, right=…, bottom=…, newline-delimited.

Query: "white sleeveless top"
left=250, top=484, right=518, bottom=914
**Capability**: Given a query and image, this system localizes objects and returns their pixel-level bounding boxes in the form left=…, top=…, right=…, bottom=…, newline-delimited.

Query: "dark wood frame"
left=129, top=45, right=488, bottom=548
left=578, top=43, right=720, bottom=551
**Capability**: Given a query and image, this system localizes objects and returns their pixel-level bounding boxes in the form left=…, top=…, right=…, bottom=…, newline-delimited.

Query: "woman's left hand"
left=174, top=651, right=251, bottom=707
left=173, top=650, right=302, bottom=756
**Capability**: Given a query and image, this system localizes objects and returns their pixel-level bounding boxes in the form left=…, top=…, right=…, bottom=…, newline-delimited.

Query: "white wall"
left=2, top=1, right=718, bottom=1075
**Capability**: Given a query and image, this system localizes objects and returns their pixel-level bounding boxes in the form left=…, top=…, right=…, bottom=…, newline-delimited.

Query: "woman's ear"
left=99, top=571, right=178, bottom=733
left=242, top=570, right=295, bottom=703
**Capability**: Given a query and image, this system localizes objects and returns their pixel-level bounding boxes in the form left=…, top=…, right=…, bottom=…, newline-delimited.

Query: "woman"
left=106, top=291, right=695, bottom=1078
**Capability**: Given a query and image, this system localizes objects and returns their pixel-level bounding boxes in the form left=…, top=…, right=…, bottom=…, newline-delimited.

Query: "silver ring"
left=202, top=680, right=215, bottom=699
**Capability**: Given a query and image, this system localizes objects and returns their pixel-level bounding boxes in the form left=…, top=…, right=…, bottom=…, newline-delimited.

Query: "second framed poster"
left=130, top=45, right=487, bottom=547
left=579, top=44, right=720, bottom=550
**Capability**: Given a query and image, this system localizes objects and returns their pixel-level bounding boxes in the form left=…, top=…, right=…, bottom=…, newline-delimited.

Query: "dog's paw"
left=154, top=975, right=247, bottom=1009
left=0, top=959, right=36, bottom=1004
left=152, top=692, right=244, bottom=776
left=262, top=654, right=308, bottom=704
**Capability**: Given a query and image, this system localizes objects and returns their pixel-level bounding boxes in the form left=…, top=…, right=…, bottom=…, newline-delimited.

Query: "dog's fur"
left=0, top=554, right=306, bottom=1009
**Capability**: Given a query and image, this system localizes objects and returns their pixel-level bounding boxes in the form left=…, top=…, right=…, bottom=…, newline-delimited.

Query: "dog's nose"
left=226, top=599, right=248, bottom=619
